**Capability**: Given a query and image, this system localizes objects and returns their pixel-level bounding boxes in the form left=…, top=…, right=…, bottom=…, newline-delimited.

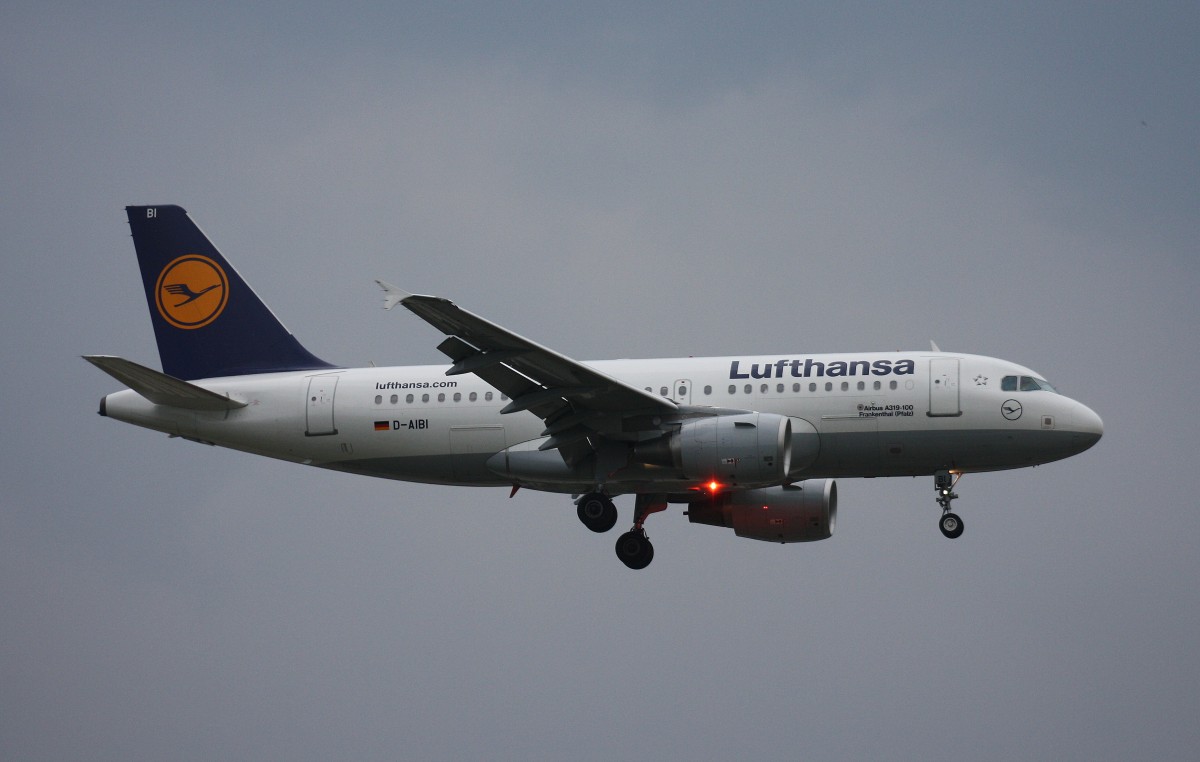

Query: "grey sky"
left=2, top=3, right=1198, bottom=760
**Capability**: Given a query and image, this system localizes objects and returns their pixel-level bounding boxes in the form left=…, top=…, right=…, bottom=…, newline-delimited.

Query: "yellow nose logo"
left=155, top=255, right=229, bottom=329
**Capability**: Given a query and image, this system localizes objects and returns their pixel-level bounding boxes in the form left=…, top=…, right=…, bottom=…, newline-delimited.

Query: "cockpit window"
left=1003, top=375, right=1058, bottom=393
left=1034, top=377, right=1058, bottom=393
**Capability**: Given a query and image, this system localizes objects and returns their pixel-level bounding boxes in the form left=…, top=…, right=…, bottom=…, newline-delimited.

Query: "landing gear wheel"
left=939, top=512, right=964, bottom=539
left=577, top=493, right=618, bottom=533
left=615, top=530, right=655, bottom=569
left=933, top=470, right=964, bottom=539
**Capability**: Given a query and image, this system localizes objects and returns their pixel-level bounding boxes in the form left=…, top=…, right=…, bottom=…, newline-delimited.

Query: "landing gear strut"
left=576, top=492, right=618, bottom=533
left=935, top=470, right=964, bottom=539
left=614, top=494, right=667, bottom=569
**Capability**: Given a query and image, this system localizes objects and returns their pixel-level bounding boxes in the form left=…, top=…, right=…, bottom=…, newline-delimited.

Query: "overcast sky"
left=3, top=3, right=1198, bottom=760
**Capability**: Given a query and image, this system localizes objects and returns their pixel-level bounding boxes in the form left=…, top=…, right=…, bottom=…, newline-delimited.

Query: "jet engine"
left=686, top=480, right=837, bottom=543
left=634, top=413, right=792, bottom=487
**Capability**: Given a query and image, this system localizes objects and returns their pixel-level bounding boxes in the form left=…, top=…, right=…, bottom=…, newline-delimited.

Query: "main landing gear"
left=935, top=470, right=964, bottom=539
left=577, top=492, right=665, bottom=569
left=614, top=529, right=654, bottom=570
left=576, top=492, right=618, bottom=533
left=615, top=495, right=667, bottom=570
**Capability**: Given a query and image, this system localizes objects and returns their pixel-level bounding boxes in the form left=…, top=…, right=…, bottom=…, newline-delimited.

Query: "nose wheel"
left=939, top=511, right=964, bottom=539
left=935, top=470, right=964, bottom=539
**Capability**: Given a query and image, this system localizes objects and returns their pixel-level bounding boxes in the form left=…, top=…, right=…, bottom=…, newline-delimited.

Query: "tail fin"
left=126, top=205, right=336, bottom=380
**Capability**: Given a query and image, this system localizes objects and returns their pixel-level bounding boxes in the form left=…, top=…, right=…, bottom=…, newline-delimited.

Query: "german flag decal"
left=374, top=420, right=390, bottom=432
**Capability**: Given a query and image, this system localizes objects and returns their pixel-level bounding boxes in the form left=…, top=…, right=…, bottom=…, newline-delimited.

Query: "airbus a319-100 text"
left=87, top=206, right=1103, bottom=569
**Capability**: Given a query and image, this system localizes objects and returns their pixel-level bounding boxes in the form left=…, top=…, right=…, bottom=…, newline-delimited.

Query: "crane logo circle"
left=1001, top=399, right=1023, bottom=421
left=155, top=255, right=229, bottom=329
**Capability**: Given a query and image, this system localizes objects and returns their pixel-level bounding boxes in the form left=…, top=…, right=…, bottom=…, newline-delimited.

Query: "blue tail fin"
left=126, top=205, right=337, bottom=380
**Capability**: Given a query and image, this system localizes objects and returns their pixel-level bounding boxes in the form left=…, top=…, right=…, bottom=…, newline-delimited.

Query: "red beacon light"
left=688, top=479, right=723, bottom=495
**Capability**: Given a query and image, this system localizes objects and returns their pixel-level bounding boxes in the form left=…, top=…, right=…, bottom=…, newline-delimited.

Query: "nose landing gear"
left=935, top=470, right=964, bottom=539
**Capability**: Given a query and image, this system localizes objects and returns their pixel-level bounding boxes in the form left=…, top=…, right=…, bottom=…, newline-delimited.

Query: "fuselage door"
left=672, top=379, right=692, bottom=405
left=305, top=375, right=339, bottom=436
left=928, top=358, right=961, bottom=417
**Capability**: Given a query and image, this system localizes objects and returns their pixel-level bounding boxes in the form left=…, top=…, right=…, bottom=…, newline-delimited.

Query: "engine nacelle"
left=635, top=413, right=792, bottom=487
left=686, top=480, right=837, bottom=543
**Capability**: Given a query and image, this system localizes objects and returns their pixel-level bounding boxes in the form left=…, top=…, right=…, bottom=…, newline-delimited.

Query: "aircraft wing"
left=378, top=282, right=677, bottom=462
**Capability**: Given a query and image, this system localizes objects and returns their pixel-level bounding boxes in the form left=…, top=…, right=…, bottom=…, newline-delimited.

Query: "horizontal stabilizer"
left=83, top=355, right=247, bottom=411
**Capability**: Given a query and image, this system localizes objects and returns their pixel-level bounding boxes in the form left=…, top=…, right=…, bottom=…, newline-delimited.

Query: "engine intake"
left=687, top=480, right=837, bottom=543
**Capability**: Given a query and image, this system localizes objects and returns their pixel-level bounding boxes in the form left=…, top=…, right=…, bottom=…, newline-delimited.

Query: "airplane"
left=87, top=205, right=1104, bottom=569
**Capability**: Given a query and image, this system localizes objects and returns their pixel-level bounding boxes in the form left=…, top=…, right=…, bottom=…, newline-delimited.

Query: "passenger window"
left=421, top=393, right=429, bottom=403
left=760, top=384, right=768, bottom=394
left=793, top=383, right=800, bottom=392
left=390, top=394, right=398, bottom=404
left=744, top=384, right=752, bottom=394
left=728, top=385, right=736, bottom=395
left=469, top=392, right=477, bottom=402
left=660, top=386, right=669, bottom=396
left=889, top=380, right=897, bottom=390
left=703, top=385, right=712, bottom=395
left=453, top=393, right=461, bottom=402
left=374, top=395, right=382, bottom=404
left=406, top=394, right=414, bottom=404
left=776, top=383, right=784, bottom=393
left=841, top=382, right=849, bottom=391
left=825, top=382, right=832, bottom=392
left=437, top=393, right=445, bottom=402
left=809, top=383, right=817, bottom=392
left=678, top=386, right=687, bottom=396
left=857, top=381, right=865, bottom=391
left=873, top=381, right=881, bottom=390
left=485, top=392, right=494, bottom=401
left=1001, top=376, right=1018, bottom=392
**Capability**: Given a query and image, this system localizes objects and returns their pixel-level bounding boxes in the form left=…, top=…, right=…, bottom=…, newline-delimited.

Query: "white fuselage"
left=100, top=351, right=1104, bottom=495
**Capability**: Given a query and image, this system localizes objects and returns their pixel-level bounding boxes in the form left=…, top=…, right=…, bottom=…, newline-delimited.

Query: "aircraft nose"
left=1071, top=402, right=1104, bottom=451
